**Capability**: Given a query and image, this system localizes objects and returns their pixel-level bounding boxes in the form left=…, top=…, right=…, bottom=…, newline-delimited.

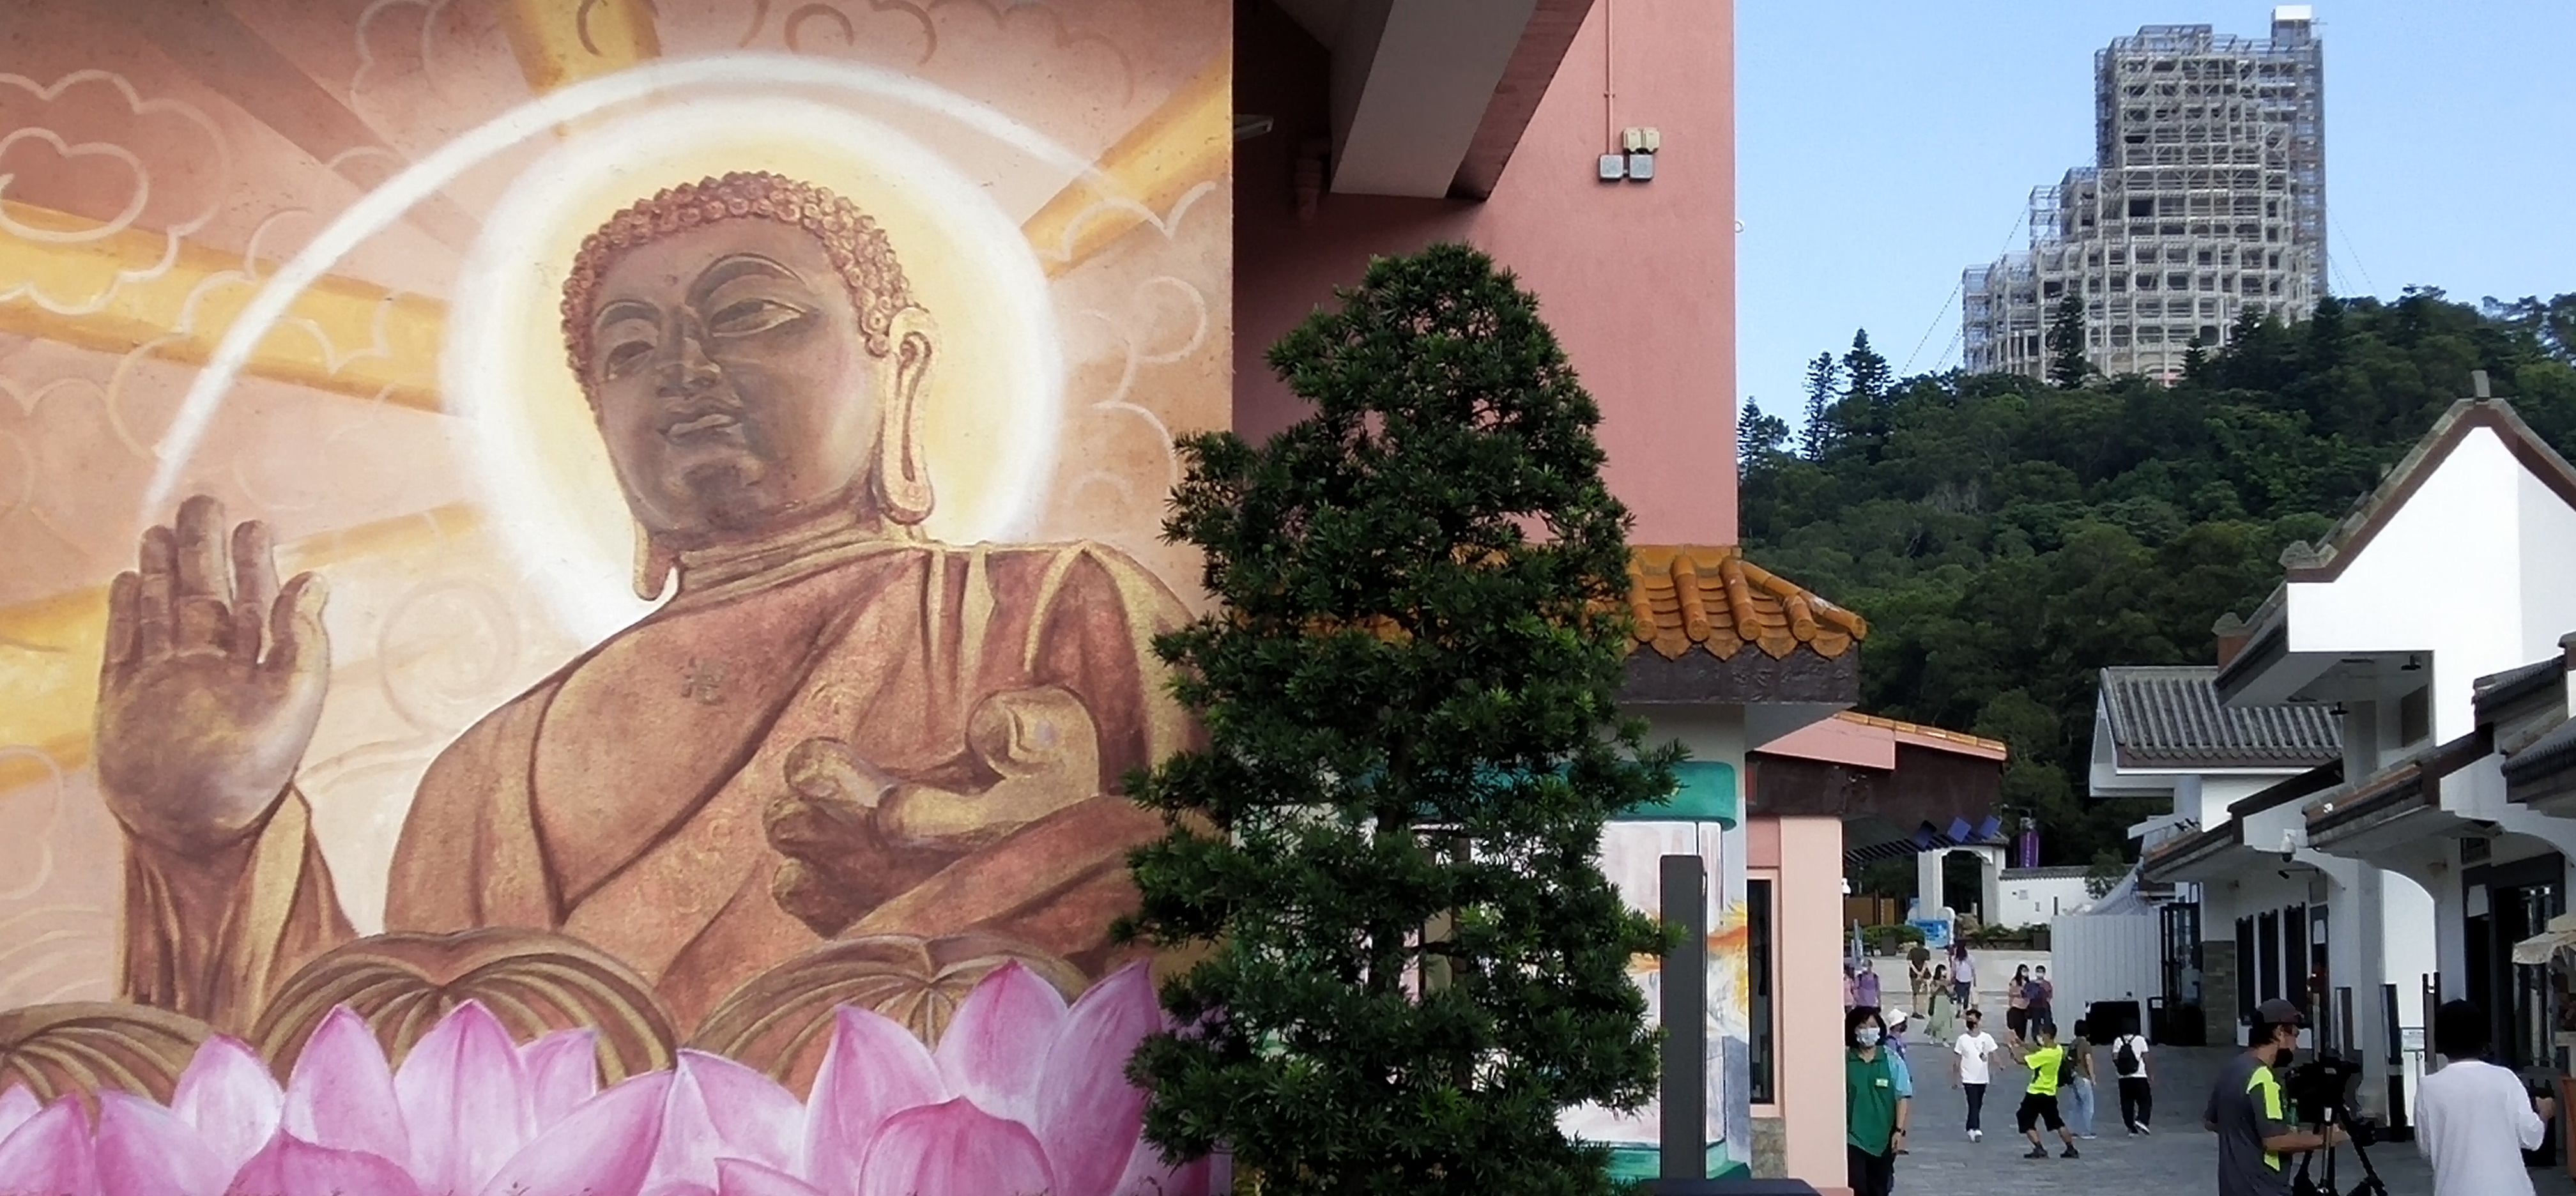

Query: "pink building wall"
left=1234, top=0, right=1738, bottom=546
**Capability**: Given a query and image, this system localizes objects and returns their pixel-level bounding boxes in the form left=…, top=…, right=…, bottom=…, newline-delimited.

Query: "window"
left=1748, top=878, right=1775, bottom=1105
left=2237, top=916, right=2258, bottom=1023
left=2258, top=910, right=2281, bottom=1003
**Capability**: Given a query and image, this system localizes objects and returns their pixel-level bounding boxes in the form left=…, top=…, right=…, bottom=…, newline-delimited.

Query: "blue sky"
left=1736, top=1, right=2576, bottom=425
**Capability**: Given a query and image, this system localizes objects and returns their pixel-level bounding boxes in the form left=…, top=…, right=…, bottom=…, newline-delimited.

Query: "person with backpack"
left=2005, top=1020, right=2081, bottom=1159
left=2112, top=1020, right=2155, bottom=1134
left=2062, top=1018, right=2099, bottom=1139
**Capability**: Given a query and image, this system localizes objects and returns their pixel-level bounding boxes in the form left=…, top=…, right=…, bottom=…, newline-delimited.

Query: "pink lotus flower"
left=0, top=962, right=1216, bottom=1196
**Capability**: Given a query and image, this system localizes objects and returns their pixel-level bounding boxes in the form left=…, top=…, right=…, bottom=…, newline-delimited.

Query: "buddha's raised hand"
left=95, top=494, right=330, bottom=857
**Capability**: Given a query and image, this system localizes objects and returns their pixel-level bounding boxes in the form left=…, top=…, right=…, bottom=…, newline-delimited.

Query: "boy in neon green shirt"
left=2008, top=1021, right=2081, bottom=1160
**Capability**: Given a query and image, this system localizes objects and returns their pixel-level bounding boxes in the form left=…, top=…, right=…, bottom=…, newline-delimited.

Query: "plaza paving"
left=1883, top=1029, right=2576, bottom=1194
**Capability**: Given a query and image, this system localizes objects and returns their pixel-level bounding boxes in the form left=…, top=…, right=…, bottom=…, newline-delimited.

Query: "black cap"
left=2256, top=999, right=2306, bottom=1027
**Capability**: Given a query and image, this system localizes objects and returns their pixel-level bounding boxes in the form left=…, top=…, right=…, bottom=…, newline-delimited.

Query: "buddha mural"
left=91, top=172, right=1193, bottom=1038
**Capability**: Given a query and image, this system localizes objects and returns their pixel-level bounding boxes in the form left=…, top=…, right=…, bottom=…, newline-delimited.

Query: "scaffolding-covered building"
left=1963, top=7, right=2325, bottom=382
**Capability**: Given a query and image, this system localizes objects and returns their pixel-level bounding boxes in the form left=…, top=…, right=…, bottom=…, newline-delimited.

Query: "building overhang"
left=2507, top=716, right=2576, bottom=817
left=2140, top=821, right=2258, bottom=885
left=2308, top=730, right=2492, bottom=859
left=1614, top=547, right=1868, bottom=744
left=1274, top=0, right=1593, bottom=198
left=1748, top=744, right=2004, bottom=862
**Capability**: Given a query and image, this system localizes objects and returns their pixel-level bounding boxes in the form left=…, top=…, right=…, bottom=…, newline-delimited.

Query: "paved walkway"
left=1885, top=1031, right=2576, bottom=1194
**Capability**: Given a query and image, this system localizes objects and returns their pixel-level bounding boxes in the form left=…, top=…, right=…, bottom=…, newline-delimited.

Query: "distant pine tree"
left=1799, top=353, right=1840, bottom=459
left=1843, top=330, right=1892, bottom=404
left=2046, top=295, right=2092, bottom=388
left=1740, top=397, right=1790, bottom=471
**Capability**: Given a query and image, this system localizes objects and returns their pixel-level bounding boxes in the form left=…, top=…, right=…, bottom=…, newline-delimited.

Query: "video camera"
left=2283, top=1055, right=2374, bottom=1141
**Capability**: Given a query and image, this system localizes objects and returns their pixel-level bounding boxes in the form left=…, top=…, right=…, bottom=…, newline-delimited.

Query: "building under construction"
left=1963, top=7, right=2325, bottom=382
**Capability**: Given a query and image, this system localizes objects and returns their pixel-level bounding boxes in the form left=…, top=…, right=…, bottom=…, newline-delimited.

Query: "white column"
left=1918, top=849, right=1946, bottom=919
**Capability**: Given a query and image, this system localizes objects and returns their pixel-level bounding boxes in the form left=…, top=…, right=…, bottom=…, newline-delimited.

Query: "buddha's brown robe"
left=121, top=540, right=1193, bottom=1033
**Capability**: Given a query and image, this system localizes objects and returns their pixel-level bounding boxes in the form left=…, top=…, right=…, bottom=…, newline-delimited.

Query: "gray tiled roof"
left=2099, top=665, right=2343, bottom=770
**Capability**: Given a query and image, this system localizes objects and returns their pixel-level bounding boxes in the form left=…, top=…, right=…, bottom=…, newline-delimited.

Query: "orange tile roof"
left=1626, top=546, right=1868, bottom=661
left=1832, top=710, right=2010, bottom=760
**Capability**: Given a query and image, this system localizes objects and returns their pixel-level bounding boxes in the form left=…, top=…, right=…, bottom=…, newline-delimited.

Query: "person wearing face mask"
left=1847, top=1006, right=1910, bottom=1196
left=2205, top=999, right=2343, bottom=1196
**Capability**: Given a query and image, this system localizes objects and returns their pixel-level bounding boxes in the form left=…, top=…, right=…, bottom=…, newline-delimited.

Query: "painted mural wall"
left=0, top=1, right=1228, bottom=1191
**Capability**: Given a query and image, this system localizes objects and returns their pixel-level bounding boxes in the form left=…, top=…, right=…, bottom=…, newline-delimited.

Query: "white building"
left=1963, top=8, right=2325, bottom=382
left=2189, top=382, right=2576, bottom=1126
left=2097, top=664, right=2342, bottom=1046
left=1994, top=866, right=2096, bottom=926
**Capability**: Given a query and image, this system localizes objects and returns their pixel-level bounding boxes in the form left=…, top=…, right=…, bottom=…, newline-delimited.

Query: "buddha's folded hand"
left=95, top=494, right=330, bottom=859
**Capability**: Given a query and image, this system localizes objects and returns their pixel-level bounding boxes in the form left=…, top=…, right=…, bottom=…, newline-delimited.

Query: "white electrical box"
left=1598, top=153, right=1627, bottom=180
left=1626, top=152, right=1655, bottom=181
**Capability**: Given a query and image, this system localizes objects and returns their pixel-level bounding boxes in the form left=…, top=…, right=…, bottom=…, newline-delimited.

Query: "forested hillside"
left=1738, top=291, right=2576, bottom=886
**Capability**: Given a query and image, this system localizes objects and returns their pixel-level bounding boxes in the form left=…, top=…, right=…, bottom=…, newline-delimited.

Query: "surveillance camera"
left=2278, top=829, right=2299, bottom=863
left=2281, top=845, right=2298, bottom=864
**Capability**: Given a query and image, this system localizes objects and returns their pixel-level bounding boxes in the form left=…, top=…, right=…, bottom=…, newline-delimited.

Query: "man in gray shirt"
left=2205, top=999, right=2344, bottom=1195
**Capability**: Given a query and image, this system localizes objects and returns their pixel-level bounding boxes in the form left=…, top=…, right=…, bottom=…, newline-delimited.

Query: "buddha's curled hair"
left=559, top=171, right=918, bottom=388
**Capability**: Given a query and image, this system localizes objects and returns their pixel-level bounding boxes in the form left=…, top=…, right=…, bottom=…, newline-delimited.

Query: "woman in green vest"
left=1846, top=1005, right=1910, bottom=1196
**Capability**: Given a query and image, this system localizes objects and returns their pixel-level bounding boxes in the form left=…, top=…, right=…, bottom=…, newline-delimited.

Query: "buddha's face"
left=586, top=218, right=879, bottom=539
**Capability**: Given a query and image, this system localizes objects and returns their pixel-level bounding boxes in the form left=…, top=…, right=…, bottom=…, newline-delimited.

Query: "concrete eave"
left=2140, top=821, right=2257, bottom=885
left=1301, top=0, right=1591, bottom=197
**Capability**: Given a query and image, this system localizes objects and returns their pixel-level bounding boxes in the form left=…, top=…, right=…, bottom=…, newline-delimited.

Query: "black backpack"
left=2115, top=1036, right=2140, bottom=1075
left=2057, top=1048, right=2079, bottom=1087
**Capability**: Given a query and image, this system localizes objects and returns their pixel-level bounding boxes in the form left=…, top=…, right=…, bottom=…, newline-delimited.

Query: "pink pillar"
left=1775, top=815, right=1850, bottom=1194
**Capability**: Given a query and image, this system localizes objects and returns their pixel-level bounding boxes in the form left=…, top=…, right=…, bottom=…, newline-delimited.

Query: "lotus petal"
left=521, top=1029, right=601, bottom=1130
left=931, top=962, right=1068, bottom=1128
left=0, top=1099, right=95, bottom=1196
left=648, top=1050, right=802, bottom=1188
left=1036, top=964, right=1160, bottom=1196
left=96, top=1091, right=231, bottom=1196
left=173, top=1035, right=285, bottom=1176
left=473, top=1071, right=670, bottom=1196
left=282, top=1006, right=410, bottom=1165
left=715, top=1158, right=828, bottom=1196
left=0, top=1085, right=38, bottom=1146
left=395, top=1001, right=537, bottom=1196
left=854, top=1098, right=1054, bottom=1196
left=800, top=1006, right=947, bottom=1193
left=226, top=1133, right=421, bottom=1196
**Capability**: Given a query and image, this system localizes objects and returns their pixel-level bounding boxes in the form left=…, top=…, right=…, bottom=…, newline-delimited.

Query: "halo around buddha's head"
left=558, top=172, right=938, bottom=597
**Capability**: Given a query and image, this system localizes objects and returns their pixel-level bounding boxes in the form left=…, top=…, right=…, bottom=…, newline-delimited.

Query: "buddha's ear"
left=874, top=307, right=936, bottom=526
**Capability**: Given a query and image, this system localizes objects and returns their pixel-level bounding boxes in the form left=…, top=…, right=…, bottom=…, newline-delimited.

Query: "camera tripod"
left=2292, top=1105, right=2389, bottom=1196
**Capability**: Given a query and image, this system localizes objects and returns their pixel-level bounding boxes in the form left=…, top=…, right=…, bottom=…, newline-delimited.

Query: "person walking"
left=1846, top=1006, right=1910, bottom=1196
left=1908, top=942, right=1933, bottom=1009
left=2204, top=998, right=2342, bottom=1196
left=2004, top=1020, right=2080, bottom=1159
left=1926, top=966, right=1956, bottom=1043
left=1856, top=957, right=1883, bottom=1009
left=2110, top=1018, right=2154, bottom=1133
left=2005, top=964, right=2030, bottom=1041
left=2062, top=1017, right=2098, bottom=1139
left=1844, top=962, right=1860, bottom=1009
left=1952, top=1006, right=2000, bottom=1142
left=1949, top=941, right=1977, bottom=1009
left=2417, top=999, right=2557, bottom=1196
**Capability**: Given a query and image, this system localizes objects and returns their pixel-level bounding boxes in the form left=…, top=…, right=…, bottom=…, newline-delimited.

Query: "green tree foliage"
left=1740, top=397, right=1791, bottom=475
left=1122, top=244, right=1676, bottom=1196
left=1745, top=290, right=2576, bottom=882
left=2046, top=295, right=2090, bottom=389
left=1799, top=352, right=1840, bottom=459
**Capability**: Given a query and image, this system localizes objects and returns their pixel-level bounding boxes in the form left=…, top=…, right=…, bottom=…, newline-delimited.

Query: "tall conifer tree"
left=1121, top=243, right=1675, bottom=1196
